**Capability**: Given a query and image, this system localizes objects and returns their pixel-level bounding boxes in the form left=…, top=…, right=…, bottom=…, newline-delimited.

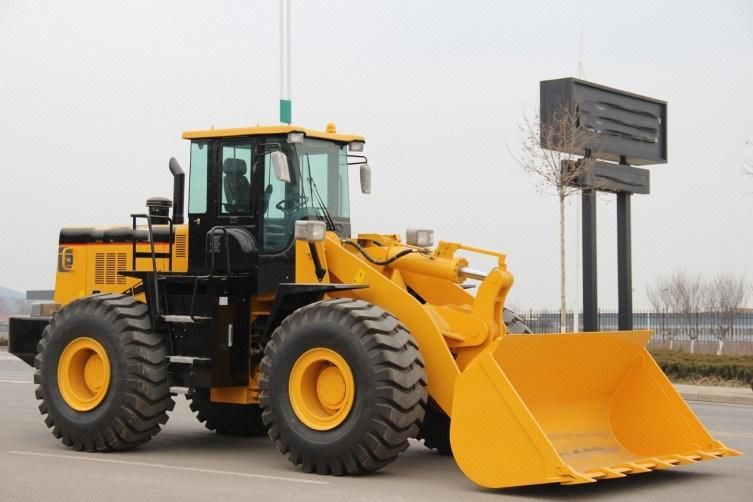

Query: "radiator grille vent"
left=94, top=252, right=127, bottom=285
left=175, top=234, right=187, bottom=258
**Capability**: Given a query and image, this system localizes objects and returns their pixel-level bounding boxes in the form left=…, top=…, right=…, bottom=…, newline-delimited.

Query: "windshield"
left=261, top=137, right=350, bottom=253
left=296, top=138, right=349, bottom=219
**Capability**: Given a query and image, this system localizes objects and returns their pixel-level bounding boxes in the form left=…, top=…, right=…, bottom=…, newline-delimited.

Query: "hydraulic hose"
left=341, top=239, right=416, bottom=266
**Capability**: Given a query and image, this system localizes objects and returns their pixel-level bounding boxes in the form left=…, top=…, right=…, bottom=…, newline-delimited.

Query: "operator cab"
left=182, top=124, right=366, bottom=293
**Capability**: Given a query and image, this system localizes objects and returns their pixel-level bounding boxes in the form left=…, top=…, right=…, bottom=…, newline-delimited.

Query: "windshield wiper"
left=304, top=154, right=337, bottom=232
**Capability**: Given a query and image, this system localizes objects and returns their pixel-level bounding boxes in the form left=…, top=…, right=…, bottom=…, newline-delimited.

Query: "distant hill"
left=0, top=286, right=24, bottom=299
left=0, top=286, right=27, bottom=316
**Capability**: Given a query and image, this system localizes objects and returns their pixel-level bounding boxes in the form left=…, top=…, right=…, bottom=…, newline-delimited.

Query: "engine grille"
left=94, top=252, right=127, bottom=285
left=175, top=233, right=187, bottom=258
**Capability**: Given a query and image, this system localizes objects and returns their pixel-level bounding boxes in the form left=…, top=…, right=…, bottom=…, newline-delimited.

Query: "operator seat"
left=222, top=158, right=250, bottom=213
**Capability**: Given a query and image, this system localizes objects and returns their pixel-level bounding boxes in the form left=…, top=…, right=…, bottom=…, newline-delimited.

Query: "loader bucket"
left=449, top=331, right=740, bottom=488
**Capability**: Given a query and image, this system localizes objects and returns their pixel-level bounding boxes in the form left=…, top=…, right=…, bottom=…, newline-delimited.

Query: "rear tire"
left=417, top=399, right=452, bottom=455
left=503, top=308, right=533, bottom=334
left=259, top=299, right=427, bottom=475
left=34, top=294, right=174, bottom=451
left=188, top=388, right=266, bottom=436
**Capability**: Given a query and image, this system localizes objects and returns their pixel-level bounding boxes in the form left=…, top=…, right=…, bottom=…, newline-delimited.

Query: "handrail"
left=129, top=213, right=175, bottom=321
left=186, top=227, right=233, bottom=321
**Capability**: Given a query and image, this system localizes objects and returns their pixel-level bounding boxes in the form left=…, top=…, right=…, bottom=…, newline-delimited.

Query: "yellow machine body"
left=45, top=122, right=740, bottom=488
left=53, top=225, right=189, bottom=306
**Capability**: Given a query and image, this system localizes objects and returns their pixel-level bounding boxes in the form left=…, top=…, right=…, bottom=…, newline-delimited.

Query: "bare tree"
left=512, top=105, right=596, bottom=332
left=705, top=273, right=748, bottom=355
left=667, top=271, right=704, bottom=314
left=668, top=271, right=705, bottom=353
left=646, top=275, right=676, bottom=348
left=647, top=271, right=704, bottom=352
left=646, top=276, right=673, bottom=312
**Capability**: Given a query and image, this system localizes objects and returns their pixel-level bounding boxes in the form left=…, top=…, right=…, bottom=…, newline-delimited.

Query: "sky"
left=1, top=0, right=752, bottom=310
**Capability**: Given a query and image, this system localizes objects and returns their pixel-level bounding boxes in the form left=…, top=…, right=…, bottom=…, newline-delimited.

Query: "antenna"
left=577, top=29, right=586, bottom=79
left=279, top=0, right=292, bottom=123
left=574, top=28, right=584, bottom=331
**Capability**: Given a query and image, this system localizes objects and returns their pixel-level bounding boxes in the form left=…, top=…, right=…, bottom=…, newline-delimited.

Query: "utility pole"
left=574, top=29, right=585, bottom=332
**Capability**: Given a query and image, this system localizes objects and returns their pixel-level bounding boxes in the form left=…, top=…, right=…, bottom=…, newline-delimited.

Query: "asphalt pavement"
left=1, top=350, right=752, bottom=502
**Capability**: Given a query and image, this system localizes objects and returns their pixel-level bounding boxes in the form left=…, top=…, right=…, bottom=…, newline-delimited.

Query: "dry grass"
left=651, top=350, right=753, bottom=389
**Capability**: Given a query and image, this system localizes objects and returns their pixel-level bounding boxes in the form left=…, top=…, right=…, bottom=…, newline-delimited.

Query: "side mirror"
left=271, top=151, right=291, bottom=183
left=360, top=164, right=372, bottom=194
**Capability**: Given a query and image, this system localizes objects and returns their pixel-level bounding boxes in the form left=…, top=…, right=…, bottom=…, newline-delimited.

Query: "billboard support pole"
left=582, top=189, right=598, bottom=332
left=617, top=190, right=633, bottom=330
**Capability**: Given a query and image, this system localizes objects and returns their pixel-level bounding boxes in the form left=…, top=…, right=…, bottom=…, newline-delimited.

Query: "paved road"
left=1, top=351, right=751, bottom=502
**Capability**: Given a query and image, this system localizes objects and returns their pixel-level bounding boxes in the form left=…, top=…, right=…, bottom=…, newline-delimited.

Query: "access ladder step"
left=168, top=356, right=212, bottom=365
left=161, top=315, right=211, bottom=323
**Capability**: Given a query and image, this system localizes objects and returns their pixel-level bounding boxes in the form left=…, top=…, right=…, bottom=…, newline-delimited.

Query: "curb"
left=679, top=390, right=753, bottom=406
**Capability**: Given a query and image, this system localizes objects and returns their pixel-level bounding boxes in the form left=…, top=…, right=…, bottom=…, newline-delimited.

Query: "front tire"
left=34, top=294, right=174, bottom=451
left=259, top=299, right=427, bottom=475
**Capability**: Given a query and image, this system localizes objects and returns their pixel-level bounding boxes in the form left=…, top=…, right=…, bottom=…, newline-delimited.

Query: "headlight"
left=406, top=228, right=434, bottom=248
left=295, top=220, right=326, bottom=242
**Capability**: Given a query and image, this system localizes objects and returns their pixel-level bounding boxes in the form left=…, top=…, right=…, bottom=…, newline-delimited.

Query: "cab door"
left=187, top=139, right=257, bottom=274
left=254, top=139, right=300, bottom=293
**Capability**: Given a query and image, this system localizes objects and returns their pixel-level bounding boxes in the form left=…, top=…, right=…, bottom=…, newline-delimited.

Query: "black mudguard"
left=9, top=316, right=50, bottom=366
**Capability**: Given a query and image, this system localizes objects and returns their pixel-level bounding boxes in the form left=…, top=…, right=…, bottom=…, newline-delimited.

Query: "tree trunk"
left=690, top=338, right=695, bottom=354
left=559, top=194, right=567, bottom=332
left=716, top=338, right=725, bottom=356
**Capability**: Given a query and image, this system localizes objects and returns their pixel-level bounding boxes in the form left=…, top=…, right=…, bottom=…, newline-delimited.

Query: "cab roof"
left=181, top=124, right=364, bottom=144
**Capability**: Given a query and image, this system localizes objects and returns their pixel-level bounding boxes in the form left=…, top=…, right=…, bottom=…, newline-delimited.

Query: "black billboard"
left=540, top=78, right=667, bottom=165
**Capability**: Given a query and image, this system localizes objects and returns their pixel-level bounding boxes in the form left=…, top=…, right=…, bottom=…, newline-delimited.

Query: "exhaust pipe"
left=169, top=157, right=185, bottom=224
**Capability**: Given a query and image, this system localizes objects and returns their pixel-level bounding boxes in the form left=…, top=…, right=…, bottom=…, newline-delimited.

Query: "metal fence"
left=517, top=310, right=753, bottom=343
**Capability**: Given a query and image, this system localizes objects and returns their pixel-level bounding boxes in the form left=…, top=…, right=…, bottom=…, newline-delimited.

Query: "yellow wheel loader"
left=9, top=123, right=740, bottom=488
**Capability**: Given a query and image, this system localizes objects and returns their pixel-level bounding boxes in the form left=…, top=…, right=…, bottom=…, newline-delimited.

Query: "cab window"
left=188, top=141, right=209, bottom=214
left=220, top=142, right=252, bottom=214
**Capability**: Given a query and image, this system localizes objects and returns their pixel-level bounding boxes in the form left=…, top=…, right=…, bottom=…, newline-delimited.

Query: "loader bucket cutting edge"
left=449, top=330, right=741, bottom=488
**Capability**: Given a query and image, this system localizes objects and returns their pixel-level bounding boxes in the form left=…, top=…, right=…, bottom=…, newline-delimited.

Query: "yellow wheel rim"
left=58, top=337, right=111, bottom=411
left=288, top=348, right=355, bottom=431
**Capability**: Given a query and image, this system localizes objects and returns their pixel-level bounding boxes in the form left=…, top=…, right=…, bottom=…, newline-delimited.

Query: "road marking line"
left=6, top=451, right=329, bottom=485
left=712, top=431, right=753, bottom=439
left=0, top=379, right=32, bottom=384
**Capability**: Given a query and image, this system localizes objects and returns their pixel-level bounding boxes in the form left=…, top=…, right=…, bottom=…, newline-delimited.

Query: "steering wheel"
left=275, top=194, right=309, bottom=212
